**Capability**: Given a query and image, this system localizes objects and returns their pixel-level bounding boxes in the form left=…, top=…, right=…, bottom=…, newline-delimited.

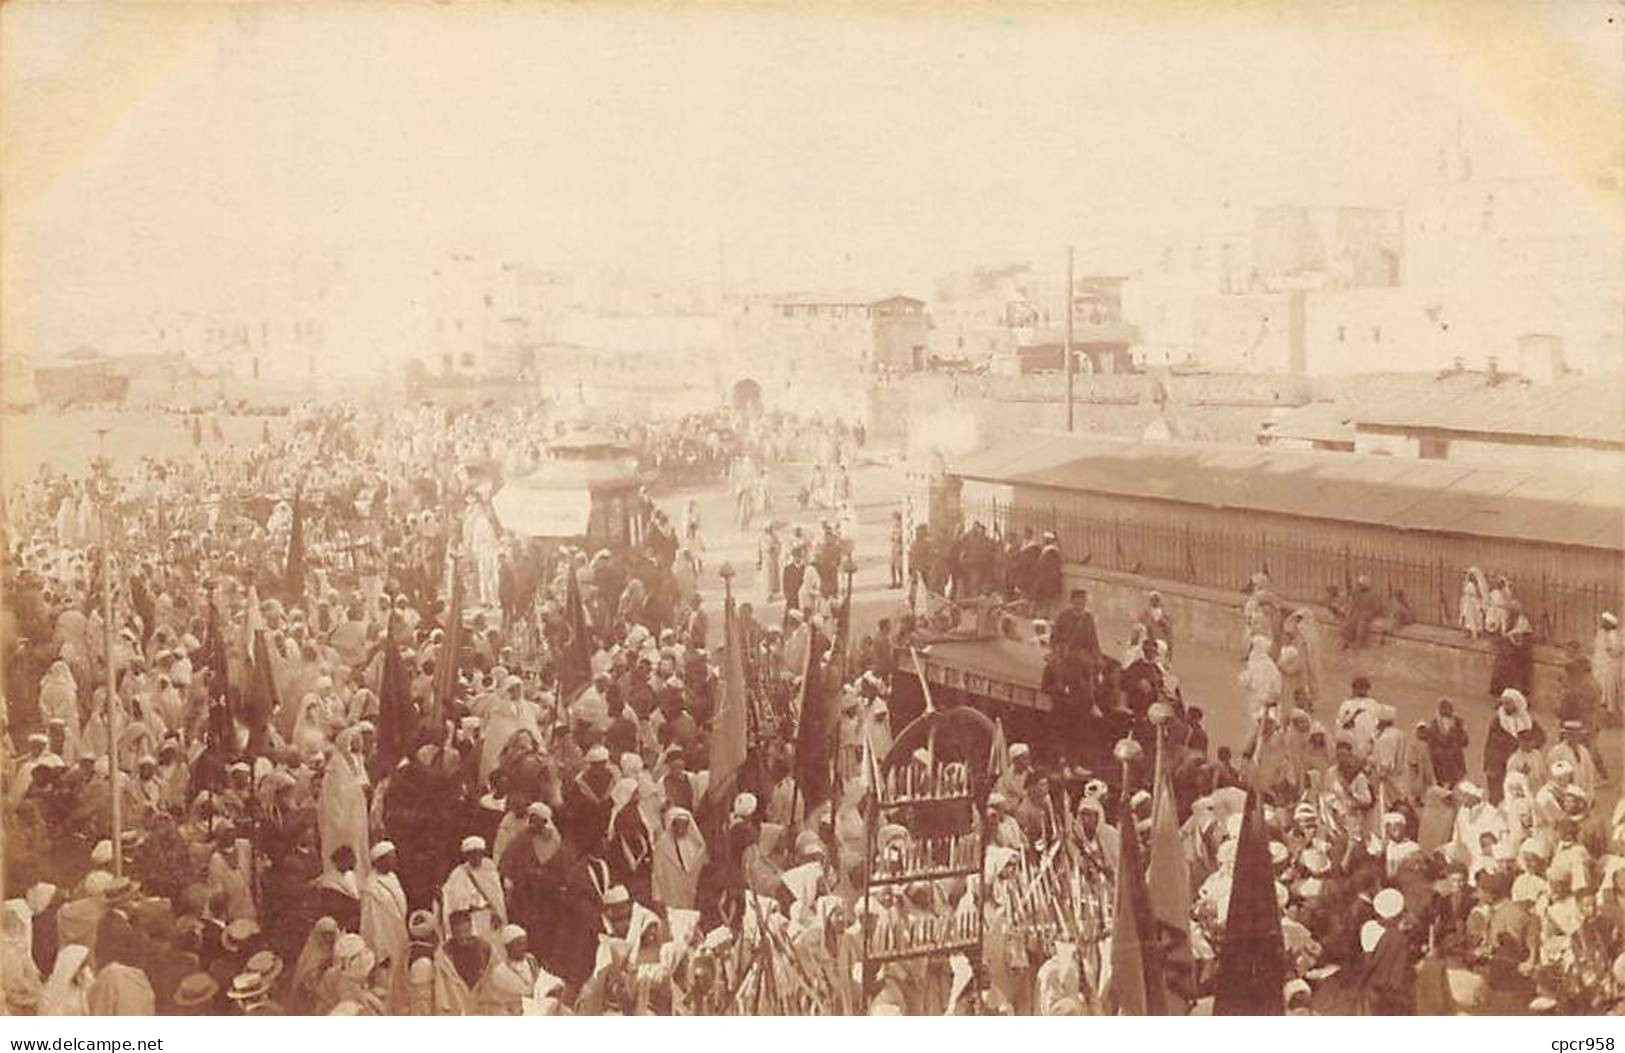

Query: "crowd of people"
left=2, top=400, right=1623, bottom=1018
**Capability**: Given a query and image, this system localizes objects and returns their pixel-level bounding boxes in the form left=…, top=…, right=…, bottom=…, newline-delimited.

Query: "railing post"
left=1540, top=572, right=1551, bottom=644
left=1437, top=556, right=1447, bottom=630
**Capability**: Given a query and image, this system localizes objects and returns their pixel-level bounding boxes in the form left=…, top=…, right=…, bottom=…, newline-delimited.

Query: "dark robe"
left=262, top=845, right=323, bottom=965
left=1012, top=541, right=1041, bottom=597
left=31, top=898, right=60, bottom=977
left=1033, top=545, right=1063, bottom=606
left=1489, top=629, right=1535, bottom=697
left=1355, top=927, right=1414, bottom=1015
left=444, top=936, right=491, bottom=991
left=95, top=906, right=144, bottom=971
left=1051, top=606, right=1100, bottom=661
left=1424, top=717, right=1469, bottom=788
left=606, top=715, right=640, bottom=758
left=385, top=761, right=458, bottom=909
left=1411, top=952, right=1456, bottom=1016
left=562, top=771, right=614, bottom=857
left=782, top=562, right=805, bottom=614
left=607, top=806, right=654, bottom=906
left=498, top=834, right=601, bottom=986
left=661, top=771, right=695, bottom=814
left=1483, top=718, right=1544, bottom=806
left=1471, top=959, right=1535, bottom=1015
left=310, top=877, right=362, bottom=934
left=193, top=916, right=228, bottom=976
left=1120, top=657, right=1163, bottom=714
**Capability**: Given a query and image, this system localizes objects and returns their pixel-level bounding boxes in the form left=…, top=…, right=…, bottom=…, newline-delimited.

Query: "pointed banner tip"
left=910, top=647, right=937, bottom=713
left=1212, top=786, right=1287, bottom=1016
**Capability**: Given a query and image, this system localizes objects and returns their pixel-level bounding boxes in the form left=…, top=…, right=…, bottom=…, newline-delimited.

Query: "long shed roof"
left=952, top=432, right=1624, bottom=550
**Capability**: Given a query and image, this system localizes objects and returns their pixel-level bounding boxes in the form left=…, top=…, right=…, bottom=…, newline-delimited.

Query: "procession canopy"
left=491, top=424, right=647, bottom=543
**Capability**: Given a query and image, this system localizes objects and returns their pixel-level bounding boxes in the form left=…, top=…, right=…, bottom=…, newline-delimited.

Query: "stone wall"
left=1061, top=561, right=1571, bottom=705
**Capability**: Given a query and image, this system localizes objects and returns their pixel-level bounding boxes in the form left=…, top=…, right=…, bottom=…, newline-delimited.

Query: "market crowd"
left=2, top=401, right=1623, bottom=1018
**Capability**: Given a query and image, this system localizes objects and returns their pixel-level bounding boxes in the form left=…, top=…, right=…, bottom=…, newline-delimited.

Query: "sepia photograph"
left=1, top=0, right=1622, bottom=1029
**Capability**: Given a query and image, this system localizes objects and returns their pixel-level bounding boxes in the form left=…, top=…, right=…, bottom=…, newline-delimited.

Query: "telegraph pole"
left=95, top=427, right=123, bottom=877
left=1065, top=245, right=1075, bottom=433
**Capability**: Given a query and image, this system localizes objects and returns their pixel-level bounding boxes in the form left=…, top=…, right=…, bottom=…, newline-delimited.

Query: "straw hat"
left=226, top=971, right=272, bottom=1003
left=222, top=918, right=261, bottom=952
left=246, top=950, right=284, bottom=985
left=173, top=973, right=219, bottom=1009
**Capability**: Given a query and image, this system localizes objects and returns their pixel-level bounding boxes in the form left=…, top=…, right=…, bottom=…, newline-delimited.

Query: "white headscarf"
left=1239, top=635, right=1283, bottom=714
left=606, top=777, right=646, bottom=839
left=318, top=732, right=371, bottom=880
left=292, top=694, right=327, bottom=755
left=2, top=899, right=41, bottom=1009
left=652, top=807, right=708, bottom=910
left=1497, top=690, right=1533, bottom=737
left=40, top=944, right=94, bottom=1016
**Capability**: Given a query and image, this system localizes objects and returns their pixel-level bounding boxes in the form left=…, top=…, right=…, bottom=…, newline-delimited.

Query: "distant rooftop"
left=1352, top=375, right=1625, bottom=446
left=1261, top=401, right=1356, bottom=445
left=764, top=292, right=925, bottom=308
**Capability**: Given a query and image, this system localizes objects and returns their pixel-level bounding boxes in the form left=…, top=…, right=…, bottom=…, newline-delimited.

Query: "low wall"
left=1061, top=561, right=1570, bottom=707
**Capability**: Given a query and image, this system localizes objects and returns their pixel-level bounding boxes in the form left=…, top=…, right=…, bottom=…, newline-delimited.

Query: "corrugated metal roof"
left=952, top=432, right=1624, bottom=550
left=1354, top=376, right=1625, bottom=445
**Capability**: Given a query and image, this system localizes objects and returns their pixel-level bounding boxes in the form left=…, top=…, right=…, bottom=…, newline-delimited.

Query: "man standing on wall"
left=1033, top=532, right=1064, bottom=618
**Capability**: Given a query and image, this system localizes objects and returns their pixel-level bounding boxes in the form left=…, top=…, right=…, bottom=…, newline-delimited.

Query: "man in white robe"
left=9, top=735, right=64, bottom=808
left=38, top=661, right=83, bottom=766
left=463, top=498, right=502, bottom=607
left=441, top=836, right=507, bottom=949
left=1335, top=677, right=1382, bottom=760
left=475, top=925, right=537, bottom=1015
left=361, top=841, right=410, bottom=1006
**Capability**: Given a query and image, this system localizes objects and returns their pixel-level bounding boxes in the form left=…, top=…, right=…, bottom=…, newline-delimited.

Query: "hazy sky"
left=3, top=1, right=1621, bottom=358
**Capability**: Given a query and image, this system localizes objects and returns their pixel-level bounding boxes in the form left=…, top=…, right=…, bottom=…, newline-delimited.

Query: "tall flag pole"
left=95, top=431, right=123, bottom=877
left=1147, top=708, right=1193, bottom=1005
left=203, top=583, right=233, bottom=785
left=1109, top=736, right=1165, bottom=1015
left=243, top=585, right=278, bottom=757
left=377, top=612, right=414, bottom=772
left=282, top=481, right=306, bottom=602
left=560, top=559, right=593, bottom=699
left=789, top=620, right=828, bottom=819
left=432, top=551, right=465, bottom=729
left=832, top=558, right=856, bottom=687
left=698, top=562, right=747, bottom=825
